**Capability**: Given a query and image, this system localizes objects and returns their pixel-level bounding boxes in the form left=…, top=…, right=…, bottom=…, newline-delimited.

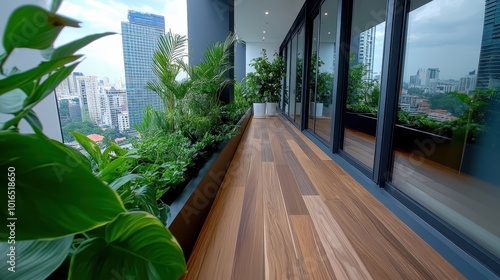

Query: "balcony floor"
left=183, top=116, right=464, bottom=279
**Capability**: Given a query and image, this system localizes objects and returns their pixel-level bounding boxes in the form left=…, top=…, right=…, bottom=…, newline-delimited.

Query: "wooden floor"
left=183, top=116, right=463, bottom=280
left=311, top=118, right=499, bottom=254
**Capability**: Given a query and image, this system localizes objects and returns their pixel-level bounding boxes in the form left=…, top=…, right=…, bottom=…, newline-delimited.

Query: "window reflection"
left=392, top=0, right=500, bottom=258
left=341, top=0, right=386, bottom=171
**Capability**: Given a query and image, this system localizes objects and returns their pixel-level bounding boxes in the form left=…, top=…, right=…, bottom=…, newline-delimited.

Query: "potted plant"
left=242, top=72, right=266, bottom=118
left=243, top=49, right=285, bottom=118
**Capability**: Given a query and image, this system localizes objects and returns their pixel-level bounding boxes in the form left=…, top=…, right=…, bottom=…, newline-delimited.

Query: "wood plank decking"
left=183, top=116, right=464, bottom=280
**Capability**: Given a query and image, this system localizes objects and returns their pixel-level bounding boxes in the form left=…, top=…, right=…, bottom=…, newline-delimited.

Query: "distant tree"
left=429, top=92, right=468, bottom=116
left=407, top=87, right=424, bottom=96
left=62, top=120, right=102, bottom=143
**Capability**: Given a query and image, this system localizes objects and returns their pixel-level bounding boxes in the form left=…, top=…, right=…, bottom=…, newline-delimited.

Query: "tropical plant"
left=0, top=2, right=186, bottom=279
left=145, top=31, right=238, bottom=143
left=242, top=49, right=285, bottom=103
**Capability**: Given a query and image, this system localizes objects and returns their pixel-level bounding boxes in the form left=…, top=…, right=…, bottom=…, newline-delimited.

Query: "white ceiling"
left=234, top=0, right=305, bottom=43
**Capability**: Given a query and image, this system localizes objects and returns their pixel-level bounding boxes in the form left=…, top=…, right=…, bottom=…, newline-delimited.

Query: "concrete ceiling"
left=235, top=0, right=305, bottom=43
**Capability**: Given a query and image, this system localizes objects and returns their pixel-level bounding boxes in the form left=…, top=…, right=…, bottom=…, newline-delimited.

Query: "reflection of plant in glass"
left=310, top=53, right=334, bottom=105
left=346, top=54, right=380, bottom=113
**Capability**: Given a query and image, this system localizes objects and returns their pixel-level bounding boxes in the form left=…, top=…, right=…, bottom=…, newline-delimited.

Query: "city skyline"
left=56, top=0, right=187, bottom=82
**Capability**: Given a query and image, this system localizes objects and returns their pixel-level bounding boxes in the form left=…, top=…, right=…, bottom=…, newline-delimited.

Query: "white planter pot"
left=266, top=102, right=277, bottom=116
left=309, top=102, right=324, bottom=117
left=295, top=102, right=301, bottom=116
left=253, top=103, right=266, bottom=118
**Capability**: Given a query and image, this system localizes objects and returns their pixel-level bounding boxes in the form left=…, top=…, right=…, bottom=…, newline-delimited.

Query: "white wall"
left=0, top=0, right=63, bottom=142
left=245, top=42, right=281, bottom=74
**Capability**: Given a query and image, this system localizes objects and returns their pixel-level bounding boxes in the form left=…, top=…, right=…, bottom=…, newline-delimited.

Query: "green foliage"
left=0, top=2, right=186, bottom=279
left=0, top=236, right=73, bottom=279
left=428, top=93, right=468, bottom=116
left=69, top=212, right=186, bottom=280
left=242, top=49, right=285, bottom=103
left=62, top=120, right=102, bottom=142
left=310, top=53, right=334, bottom=104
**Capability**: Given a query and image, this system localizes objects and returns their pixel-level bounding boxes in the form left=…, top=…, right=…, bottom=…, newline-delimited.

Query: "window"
left=392, top=0, right=500, bottom=258
left=341, top=0, right=386, bottom=172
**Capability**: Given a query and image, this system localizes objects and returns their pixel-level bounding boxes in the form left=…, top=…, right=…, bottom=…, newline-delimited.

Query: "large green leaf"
left=51, top=32, right=115, bottom=60
left=0, top=55, right=81, bottom=96
left=0, top=132, right=125, bottom=240
left=27, top=62, right=80, bottom=105
left=109, top=174, right=143, bottom=191
left=3, top=5, right=80, bottom=52
left=0, top=235, right=73, bottom=279
left=71, top=131, right=103, bottom=168
left=69, top=212, right=186, bottom=280
left=98, top=157, right=133, bottom=183
left=0, top=89, right=26, bottom=114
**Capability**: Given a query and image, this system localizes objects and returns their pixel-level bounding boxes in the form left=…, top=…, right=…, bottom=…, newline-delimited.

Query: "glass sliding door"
left=294, top=25, right=306, bottom=126
left=341, top=0, right=386, bottom=171
left=392, top=0, right=500, bottom=259
left=308, top=14, right=321, bottom=131
left=283, top=41, right=292, bottom=114
left=288, top=34, right=298, bottom=120
left=314, top=0, right=337, bottom=142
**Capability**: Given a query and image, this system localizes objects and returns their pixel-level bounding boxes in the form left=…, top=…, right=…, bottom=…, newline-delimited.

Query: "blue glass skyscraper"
left=477, top=0, right=500, bottom=88
left=121, top=10, right=165, bottom=126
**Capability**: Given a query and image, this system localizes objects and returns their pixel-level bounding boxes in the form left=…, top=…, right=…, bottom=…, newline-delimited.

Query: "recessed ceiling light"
left=328, top=31, right=331, bottom=35
left=265, top=11, right=269, bottom=15
left=263, top=30, right=266, bottom=33
left=324, top=12, right=328, bottom=16
left=263, top=36, right=266, bottom=40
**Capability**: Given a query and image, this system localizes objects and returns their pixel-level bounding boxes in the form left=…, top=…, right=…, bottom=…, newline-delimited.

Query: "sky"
left=371, top=0, right=485, bottom=82
left=55, top=0, right=187, bottom=82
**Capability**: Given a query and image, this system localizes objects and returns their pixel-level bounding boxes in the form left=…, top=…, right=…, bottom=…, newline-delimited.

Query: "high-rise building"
left=76, top=76, right=102, bottom=124
left=104, top=87, right=128, bottom=129
left=351, top=27, right=376, bottom=80
left=121, top=10, right=165, bottom=126
left=459, top=70, right=477, bottom=93
left=477, top=0, right=500, bottom=88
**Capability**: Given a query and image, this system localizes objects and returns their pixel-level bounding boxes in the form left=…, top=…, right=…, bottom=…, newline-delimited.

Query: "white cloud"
left=54, top=0, right=187, bottom=81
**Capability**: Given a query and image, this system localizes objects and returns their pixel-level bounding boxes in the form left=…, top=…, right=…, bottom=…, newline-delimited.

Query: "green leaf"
left=103, top=142, right=127, bottom=158
left=134, top=185, right=159, bottom=217
left=0, top=235, right=73, bottom=279
left=109, top=174, right=143, bottom=191
left=0, top=132, right=125, bottom=240
left=159, top=202, right=171, bottom=225
left=50, top=0, right=64, bottom=12
left=69, top=212, right=186, bottom=280
left=71, top=131, right=103, bottom=168
left=24, top=110, right=43, bottom=135
left=28, top=62, right=80, bottom=105
left=98, top=157, right=133, bottom=183
left=3, top=5, right=80, bottom=53
left=0, top=89, right=26, bottom=114
left=51, top=32, right=115, bottom=60
left=0, top=55, right=81, bottom=96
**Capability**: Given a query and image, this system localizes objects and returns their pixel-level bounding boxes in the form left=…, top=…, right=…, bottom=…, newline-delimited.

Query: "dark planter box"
left=344, top=112, right=463, bottom=170
left=167, top=109, right=251, bottom=259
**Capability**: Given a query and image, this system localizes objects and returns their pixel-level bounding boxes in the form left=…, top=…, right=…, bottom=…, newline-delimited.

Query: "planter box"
left=167, top=108, right=251, bottom=259
left=344, top=112, right=463, bottom=170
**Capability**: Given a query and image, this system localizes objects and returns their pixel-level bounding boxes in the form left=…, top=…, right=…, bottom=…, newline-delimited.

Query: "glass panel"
left=393, top=0, right=500, bottom=258
left=295, top=25, right=306, bottom=126
left=341, top=0, right=386, bottom=171
left=314, top=0, right=337, bottom=143
left=308, top=14, right=321, bottom=131
left=284, top=41, right=292, bottom=114
left=288, top=34, right=298, bottom=119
